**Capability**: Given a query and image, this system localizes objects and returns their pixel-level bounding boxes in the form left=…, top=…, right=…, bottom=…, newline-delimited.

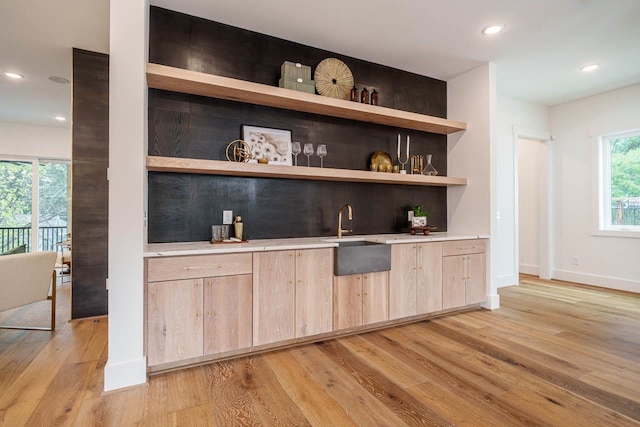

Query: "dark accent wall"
left=148, top=7, right=449, bottom=242
left=72, top=49, right=109, bottom=318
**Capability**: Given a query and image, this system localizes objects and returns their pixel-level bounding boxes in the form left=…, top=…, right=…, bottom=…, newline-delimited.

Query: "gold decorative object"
left=314, top=58, right=354, bottom=100
left=225, top=139, right=251, bottom=162
left=370, top=151, right=393, bottom=173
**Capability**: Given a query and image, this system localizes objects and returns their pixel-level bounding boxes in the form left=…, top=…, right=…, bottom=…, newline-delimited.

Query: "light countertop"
left=144, top=233, right=489, bottom=257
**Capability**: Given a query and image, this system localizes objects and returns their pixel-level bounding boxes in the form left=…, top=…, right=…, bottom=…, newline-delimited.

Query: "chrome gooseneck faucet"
left=337, top=204, right=353, bottom=239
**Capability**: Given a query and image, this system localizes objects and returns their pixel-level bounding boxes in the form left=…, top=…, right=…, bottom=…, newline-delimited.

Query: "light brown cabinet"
left=389, top=244, right=417, bottom=319
left=252, top=250, right=296, bottom=346
left=147, top=278, right=204, bottom=366
left=146, top=238, right=486, bottom=371
left=147, top=253, right=253, bottom=367
left=416, top=242, right=443, bottom=314
left=389, top=242, right=442, bottom=319
left=442, top=240, right=486, bottom=309
left=204, top=274, right=252, bottom=354
left=253, top=248, right=334, bottom=346
left=295, top=248, right=334, bottom=338
left=334, top=271, right=389, bottom=330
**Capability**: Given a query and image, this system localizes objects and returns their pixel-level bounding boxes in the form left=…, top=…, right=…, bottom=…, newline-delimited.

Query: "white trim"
left=0, top=154, right=70, bottom=162
left=591, top=229, right=640, bottom=238
left=519, top=263, right=539, bottom=276
left=482, top=293, right=500, bottom=310
left=513, top=126, right=549, bottom=142
left=31, top=162, right=39, bottom=251
left=104, top=356, right=148, bottom=391
left=497, top=273, right=518, bottom=288
left=552, top=269, right=639, bottom=294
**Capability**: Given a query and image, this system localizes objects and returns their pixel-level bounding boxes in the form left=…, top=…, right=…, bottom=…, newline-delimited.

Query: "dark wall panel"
left=148, top=7, right=449, bottom=243
left=72, top=49, right=109, bottom=318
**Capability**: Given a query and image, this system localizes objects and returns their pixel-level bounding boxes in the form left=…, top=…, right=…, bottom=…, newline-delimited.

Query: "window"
left=0, top=158, right=69, bottom=252
left=597, top=129, right=640, bottom=236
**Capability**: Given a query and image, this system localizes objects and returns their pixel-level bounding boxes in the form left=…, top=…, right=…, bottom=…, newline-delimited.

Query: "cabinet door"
left=465, top=253, right=486, bottom=305
left=442, top=256, right=466, bottom=310
left=389, top=244, right=417, bottom=319
left=363, top=271, right=389, bottom=325
left=333, top=275, right=363, bottom=330
left=204, top=274, right=252, bottom=355
left=295, top=248, right=334, bottom=337
left=147, top=279, right=203, bottom=366
left=416, top=242, right=443, bottom=314
left=253, top=251, right=295, bottom=346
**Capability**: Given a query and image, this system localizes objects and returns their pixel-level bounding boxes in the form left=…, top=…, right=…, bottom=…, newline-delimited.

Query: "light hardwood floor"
left=1, top=275, right=639, bottom=426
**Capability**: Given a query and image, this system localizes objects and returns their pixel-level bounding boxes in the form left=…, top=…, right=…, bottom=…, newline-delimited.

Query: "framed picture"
left=242, top=125, right=292, bottom=165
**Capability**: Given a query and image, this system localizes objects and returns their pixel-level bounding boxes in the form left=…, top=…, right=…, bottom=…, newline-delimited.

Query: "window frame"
left=594, top=128, right=640, bottom=238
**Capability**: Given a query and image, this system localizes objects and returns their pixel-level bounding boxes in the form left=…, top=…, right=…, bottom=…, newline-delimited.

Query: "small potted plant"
left=411, top=205, right=429, bottom=227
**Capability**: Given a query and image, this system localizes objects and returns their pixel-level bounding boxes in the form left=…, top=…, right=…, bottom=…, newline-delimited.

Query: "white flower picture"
left=242, top=125, right=292, bottom=165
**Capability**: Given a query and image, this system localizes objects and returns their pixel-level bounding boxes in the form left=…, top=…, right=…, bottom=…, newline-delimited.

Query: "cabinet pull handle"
left=184, top=266, right=210, bottom=270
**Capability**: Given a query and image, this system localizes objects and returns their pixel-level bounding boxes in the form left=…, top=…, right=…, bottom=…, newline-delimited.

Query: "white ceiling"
left=1, top=0, right=639, bottom=128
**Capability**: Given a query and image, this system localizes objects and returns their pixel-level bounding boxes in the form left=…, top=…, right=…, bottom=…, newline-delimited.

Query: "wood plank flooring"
left=1, top=275, right=639, bottom=426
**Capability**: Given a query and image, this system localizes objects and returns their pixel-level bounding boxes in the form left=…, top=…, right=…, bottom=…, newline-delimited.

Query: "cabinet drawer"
left=147, top=253, right=252, bottom=282
left=442, top=239, right=486, bottom=257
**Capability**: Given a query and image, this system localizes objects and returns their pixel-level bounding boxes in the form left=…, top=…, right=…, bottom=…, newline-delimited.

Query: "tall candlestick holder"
left=397, top=134, right=410, bottom=174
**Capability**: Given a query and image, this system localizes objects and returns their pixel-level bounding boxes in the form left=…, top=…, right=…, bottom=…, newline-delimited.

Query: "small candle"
left=397, top=134, right=401, bottom=158
left=406, top=135, right=410, bottom=157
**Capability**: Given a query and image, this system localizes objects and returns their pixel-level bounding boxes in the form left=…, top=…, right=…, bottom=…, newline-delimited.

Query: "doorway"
left=514, top=131, right=551, bottom=280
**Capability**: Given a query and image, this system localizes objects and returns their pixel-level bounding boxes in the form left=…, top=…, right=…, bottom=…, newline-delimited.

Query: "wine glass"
left=291, top=142, right=301, bottom=166
left=317, top=144, right=327, bottom=168
left=303, top=143, right=314, bottom=167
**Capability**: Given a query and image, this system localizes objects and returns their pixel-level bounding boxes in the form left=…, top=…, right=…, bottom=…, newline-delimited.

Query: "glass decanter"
left=424, top=154, right=438, bottom=176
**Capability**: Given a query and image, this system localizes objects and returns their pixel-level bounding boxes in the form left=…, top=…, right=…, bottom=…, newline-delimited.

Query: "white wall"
left=448, top=63, right=498, bottom=309
left=0, top=121, right=71, bottom=159
left=495, top=96, right=549, bottom=287
left=550, top=84, right=640, bottom=293
left=104, top=0, right=149, bottom=391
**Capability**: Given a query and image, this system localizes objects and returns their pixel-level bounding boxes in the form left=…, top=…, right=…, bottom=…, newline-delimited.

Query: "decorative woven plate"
left=314, top=58, right=354, bottom=100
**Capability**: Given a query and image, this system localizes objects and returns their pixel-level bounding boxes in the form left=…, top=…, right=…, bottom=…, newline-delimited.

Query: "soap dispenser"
left=234, top=216, right=243, bottom=240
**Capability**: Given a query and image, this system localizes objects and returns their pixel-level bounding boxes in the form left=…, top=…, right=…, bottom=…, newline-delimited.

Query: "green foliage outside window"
left=610, top=135, right=640, bottom=198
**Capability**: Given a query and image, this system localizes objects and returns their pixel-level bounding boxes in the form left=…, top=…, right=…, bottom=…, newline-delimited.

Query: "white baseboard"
left=497, top=274, right=518, bottom=288
left=552, top=269, right=640, bottom=294
left=482, top=293, right=500, bottom=310
left=104, top=356, right=147, bottom=392
left=519, top=263, right=539, bottom=276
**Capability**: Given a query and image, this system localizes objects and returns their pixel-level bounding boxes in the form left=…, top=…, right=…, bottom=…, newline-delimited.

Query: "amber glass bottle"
left=350, top=85, right=359, bottom=102
left=360, top=87, right=369, bottom=104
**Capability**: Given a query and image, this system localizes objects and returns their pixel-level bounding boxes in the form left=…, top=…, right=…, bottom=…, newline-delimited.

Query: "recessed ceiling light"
left=48, top=76, right=70, bottom=84
left=4, top=71, right=25, bottom=79
left=482, top=24, right=505, bottom=36
left=55, top=116, right=67, bottom=122
left=580, top=63, right=600, bottom=73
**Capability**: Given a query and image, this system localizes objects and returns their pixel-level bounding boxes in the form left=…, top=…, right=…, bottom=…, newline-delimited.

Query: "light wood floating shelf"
left=146, top=63, right=467, bottom=135
left=147, top=156, right=467, bottom=187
